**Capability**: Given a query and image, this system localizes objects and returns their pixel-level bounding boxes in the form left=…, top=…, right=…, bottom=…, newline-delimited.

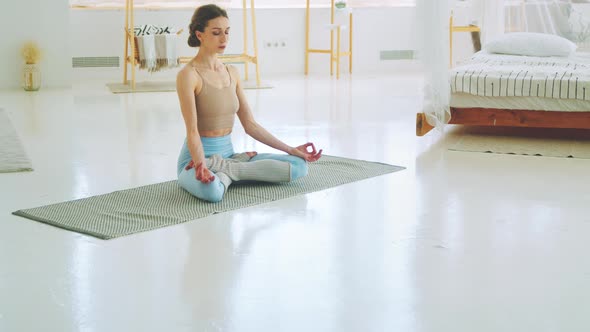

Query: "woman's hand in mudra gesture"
left=185, top=160, right=216, bottom=183
left=289, top=143, right=323, bottom=162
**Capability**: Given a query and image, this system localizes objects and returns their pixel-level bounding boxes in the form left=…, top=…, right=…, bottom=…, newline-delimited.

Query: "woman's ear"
left=196, top=31, right=203, bottom=42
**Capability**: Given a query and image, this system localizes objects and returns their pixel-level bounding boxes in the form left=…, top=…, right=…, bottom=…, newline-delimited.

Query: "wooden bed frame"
left=416, top=108, right=590, bottom=136
left=416, top=13, right=590, bottom=136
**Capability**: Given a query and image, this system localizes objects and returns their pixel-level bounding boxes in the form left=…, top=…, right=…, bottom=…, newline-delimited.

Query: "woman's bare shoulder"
left=177, top=64, right=201, bottom=82
left=226, top=64, right=241, bottom=82
left=177, top=64, right=201, bottom=91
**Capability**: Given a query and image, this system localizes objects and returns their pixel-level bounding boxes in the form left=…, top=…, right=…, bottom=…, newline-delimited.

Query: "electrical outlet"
left=263, top=39, right=287, bottom=48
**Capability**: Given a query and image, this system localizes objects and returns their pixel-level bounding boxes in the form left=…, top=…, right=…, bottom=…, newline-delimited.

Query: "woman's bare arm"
left=231, top=66, right=293, bottom=153
left=176, top=67, right=215, bottom=182
left=231, top=66, right=322, bottom=161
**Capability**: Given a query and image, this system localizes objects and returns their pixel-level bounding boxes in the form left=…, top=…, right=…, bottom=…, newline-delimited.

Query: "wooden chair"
left=449, top=12, right=481, bottom=67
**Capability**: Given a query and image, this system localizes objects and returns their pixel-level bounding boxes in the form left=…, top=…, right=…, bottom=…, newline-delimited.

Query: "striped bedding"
left=450, top=51, right=590, bottom=102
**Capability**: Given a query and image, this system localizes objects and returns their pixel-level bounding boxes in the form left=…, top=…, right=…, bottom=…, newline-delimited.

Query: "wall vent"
left=379, top=50, right=414, bottom=60
left=72, top=57, right=119, bottom=68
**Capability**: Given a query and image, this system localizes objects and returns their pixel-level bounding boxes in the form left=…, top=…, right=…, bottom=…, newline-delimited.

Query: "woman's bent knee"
left=178, top=168, right=225, bottom=202
left=289, top=157, right=308, bottom=181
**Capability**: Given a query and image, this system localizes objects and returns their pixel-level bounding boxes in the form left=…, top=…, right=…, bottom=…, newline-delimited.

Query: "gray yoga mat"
left=13, top=155, right=404, bottom=239
left=0, top=109, right=33, bottom=173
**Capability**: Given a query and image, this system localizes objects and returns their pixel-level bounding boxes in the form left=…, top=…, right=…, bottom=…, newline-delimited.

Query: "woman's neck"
left=193, top=50, right=221, bottom=70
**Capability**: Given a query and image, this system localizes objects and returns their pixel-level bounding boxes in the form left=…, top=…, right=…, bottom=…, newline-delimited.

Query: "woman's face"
left=197, top=16, right=230, bottom=53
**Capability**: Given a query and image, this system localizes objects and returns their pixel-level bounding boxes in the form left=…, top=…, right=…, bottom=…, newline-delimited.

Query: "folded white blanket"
left=137, top=35, right=157, bottom=72
left=136, top=33, right=179, bottom=72
left=155, top=34, right=179, bottom=70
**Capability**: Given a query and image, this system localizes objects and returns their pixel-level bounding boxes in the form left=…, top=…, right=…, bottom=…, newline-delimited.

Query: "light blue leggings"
left=177, top=135, right=308, bottom=202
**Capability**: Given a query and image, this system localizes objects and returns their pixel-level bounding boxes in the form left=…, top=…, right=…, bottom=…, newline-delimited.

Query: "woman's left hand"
left=289, top=143, right=323, bottom=162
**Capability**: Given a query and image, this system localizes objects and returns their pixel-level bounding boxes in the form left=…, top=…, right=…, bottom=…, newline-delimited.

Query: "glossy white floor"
left=1, top=73, right=590, bottom=332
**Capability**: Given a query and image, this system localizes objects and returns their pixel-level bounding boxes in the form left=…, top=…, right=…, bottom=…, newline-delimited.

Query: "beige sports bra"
left=193, top=65, right=239, bottom=132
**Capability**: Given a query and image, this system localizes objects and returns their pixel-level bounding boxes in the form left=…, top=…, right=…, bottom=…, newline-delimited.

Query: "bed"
left=416, top=50, right=590, bottom=136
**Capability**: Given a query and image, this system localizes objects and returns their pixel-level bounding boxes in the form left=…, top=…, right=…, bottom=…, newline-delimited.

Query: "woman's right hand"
left=185, top=160, right=216, bottom=183
left=288, top=143, right=323, bottom=162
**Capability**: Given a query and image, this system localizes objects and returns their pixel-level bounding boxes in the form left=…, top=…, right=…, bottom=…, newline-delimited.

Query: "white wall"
left=0, top=0, right=71, bottom=89
left=69, top=6, right=419, bottom=82
left=0, top=4, right=477, bottom=88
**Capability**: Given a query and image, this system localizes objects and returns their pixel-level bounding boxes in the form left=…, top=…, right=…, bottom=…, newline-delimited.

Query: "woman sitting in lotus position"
left=176, top=4, right=322, bottom=202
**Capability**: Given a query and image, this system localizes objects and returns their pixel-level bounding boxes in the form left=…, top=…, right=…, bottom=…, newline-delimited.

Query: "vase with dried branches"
left=21, top=41, right=42, bottom=91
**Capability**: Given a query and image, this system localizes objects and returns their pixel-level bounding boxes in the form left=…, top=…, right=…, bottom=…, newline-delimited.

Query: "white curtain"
left=415, top=0, right=452, bottom=128
left=505, top=0, right=590, bottom=46
left=465, top=0, right=590, bottom=48
left=483, top=0, right=507, bottom=44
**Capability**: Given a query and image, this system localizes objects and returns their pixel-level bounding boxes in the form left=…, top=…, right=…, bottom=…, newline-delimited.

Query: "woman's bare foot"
left=231, top=151, right=258, bottom=162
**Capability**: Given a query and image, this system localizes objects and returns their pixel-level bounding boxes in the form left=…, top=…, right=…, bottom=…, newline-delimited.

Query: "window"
left=70, top=0, right=415, bottom=9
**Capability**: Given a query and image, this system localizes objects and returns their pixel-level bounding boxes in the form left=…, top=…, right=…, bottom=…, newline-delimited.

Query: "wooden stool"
left=305, top=0, right=353, bottom=79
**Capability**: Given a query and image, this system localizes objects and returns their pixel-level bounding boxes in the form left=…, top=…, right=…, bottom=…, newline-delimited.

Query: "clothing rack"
left=122, top=0, right=262, bottom=89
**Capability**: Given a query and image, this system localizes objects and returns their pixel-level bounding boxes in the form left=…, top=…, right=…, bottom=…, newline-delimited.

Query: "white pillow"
left=484, top=32, right=577, bottom=57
